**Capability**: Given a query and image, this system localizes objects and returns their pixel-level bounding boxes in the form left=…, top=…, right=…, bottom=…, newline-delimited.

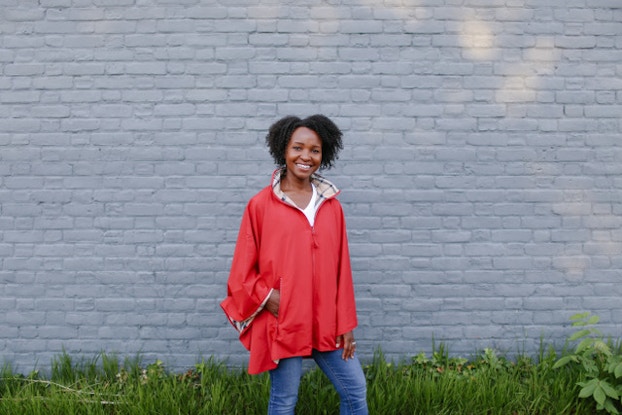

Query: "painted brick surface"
left=1, top=1, right=621, bottom=372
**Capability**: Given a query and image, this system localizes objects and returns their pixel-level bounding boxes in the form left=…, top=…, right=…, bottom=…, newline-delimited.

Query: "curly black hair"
left=265, top=114, right=343, bottom=170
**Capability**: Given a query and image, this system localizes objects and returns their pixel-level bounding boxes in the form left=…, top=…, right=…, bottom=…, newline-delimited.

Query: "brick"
left=4, top=64, right=46, bottom=76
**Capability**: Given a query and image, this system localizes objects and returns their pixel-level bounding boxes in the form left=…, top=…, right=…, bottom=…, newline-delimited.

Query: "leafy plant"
left=554, top=312, right=622, bottom=414
left=0, top=344, right=598, bottom=414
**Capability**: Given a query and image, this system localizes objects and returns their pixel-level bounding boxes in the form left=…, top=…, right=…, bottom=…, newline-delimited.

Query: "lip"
left=296, top=163, right=312, bottom=170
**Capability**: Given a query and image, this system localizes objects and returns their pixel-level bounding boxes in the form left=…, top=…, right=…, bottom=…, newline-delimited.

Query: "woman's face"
left=284, top=127, right=322, bottom=182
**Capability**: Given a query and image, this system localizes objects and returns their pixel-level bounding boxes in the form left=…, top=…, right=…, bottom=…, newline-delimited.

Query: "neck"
left=281, top=171, right=312, bottom=192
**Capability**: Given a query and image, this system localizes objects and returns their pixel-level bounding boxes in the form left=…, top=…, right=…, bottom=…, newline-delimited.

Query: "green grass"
left=0, top=345, right=598, bottom=415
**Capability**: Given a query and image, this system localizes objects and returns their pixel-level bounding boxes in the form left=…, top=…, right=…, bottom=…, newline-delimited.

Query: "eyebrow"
left=291, top=141, right=321, bottom=148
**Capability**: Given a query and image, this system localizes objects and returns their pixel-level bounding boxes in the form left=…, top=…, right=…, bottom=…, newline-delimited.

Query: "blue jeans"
left=268, top=349, right=368, bottom=415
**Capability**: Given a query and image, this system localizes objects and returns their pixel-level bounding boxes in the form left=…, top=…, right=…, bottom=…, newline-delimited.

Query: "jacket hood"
left=270, top=168, right=340, bottom=208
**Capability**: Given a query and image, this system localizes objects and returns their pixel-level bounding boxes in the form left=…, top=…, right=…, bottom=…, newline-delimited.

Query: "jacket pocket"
left=276, top=276, right=285, bottom=325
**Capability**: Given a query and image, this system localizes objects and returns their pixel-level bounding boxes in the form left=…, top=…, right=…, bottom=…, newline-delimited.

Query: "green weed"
left=0, top=332, right=613, bottom=414
left=554, top=311, right=622, bottom=414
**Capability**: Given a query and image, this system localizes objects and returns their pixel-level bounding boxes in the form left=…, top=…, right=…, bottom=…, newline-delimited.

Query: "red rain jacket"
left=221, top=169, right=358, bottom=374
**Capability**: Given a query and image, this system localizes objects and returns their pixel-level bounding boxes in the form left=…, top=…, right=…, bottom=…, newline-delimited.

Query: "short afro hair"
left=265, top=114, right=343, bottom=170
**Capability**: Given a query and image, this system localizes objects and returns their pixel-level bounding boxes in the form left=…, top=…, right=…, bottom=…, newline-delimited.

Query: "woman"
left=221, top=115, right=368, bottom=414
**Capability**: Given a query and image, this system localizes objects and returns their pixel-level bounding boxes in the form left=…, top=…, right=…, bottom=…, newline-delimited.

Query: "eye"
left=292, top=146, right=302, bottom=151
left=312, top=149, right=321, bottom=153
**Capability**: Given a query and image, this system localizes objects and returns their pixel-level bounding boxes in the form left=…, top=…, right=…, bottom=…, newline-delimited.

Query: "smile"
left=296, top=164, right=312, bottom=170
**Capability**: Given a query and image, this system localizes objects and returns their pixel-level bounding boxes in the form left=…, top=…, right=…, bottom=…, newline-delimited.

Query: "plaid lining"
left=228, top=289, right=272, bottom=334
left=271, top=168, right=340, bottom=208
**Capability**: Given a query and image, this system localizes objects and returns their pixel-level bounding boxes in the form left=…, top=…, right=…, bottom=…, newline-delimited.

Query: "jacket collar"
left=271, top=168, right=340, bottom=208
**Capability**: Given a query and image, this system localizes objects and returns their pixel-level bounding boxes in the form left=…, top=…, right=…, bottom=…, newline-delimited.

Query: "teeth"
left=297, top=164, right=311, bottom=170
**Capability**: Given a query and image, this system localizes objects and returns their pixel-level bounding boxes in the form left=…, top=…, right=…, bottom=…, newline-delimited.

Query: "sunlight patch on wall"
left=495, top=37, right=559, bottom=108
left=459, top=19, right=496, bottom=61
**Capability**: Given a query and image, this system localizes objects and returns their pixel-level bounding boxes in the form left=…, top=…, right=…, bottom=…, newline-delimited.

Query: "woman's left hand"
left=336, top=331, right=357, bottom=361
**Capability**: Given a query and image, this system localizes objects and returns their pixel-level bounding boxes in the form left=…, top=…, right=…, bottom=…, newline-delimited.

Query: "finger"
left=341, top=341, right=349, bottom=360
left=342, top=341, right=355, bottom=360
left=348, top=341, right=357, bottom=359
left=336, top=335, right=343, bottom=348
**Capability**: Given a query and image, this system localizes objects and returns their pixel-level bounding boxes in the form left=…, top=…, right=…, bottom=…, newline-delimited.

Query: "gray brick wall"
left=1, top=1, right=621, bottom=372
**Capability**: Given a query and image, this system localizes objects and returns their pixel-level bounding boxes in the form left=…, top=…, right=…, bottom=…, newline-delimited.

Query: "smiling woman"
left=280, top=127, right=322, bottom=209
left=265, top=115, right=344, bottom=170
left=221, top=115, right=368, bottom=414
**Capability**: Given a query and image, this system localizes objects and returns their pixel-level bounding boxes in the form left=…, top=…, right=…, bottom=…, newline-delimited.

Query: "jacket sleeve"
left=220, top=203, right=272, bottom=334
left=335, top=205, right=358, bottom=336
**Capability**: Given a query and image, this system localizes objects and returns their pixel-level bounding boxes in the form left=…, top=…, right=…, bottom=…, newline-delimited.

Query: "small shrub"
left=554, top=312, right=622, bottom=414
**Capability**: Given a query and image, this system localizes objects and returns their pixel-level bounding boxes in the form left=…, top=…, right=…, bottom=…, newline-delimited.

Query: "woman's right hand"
left=265, top=289, right=280, bottom=318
